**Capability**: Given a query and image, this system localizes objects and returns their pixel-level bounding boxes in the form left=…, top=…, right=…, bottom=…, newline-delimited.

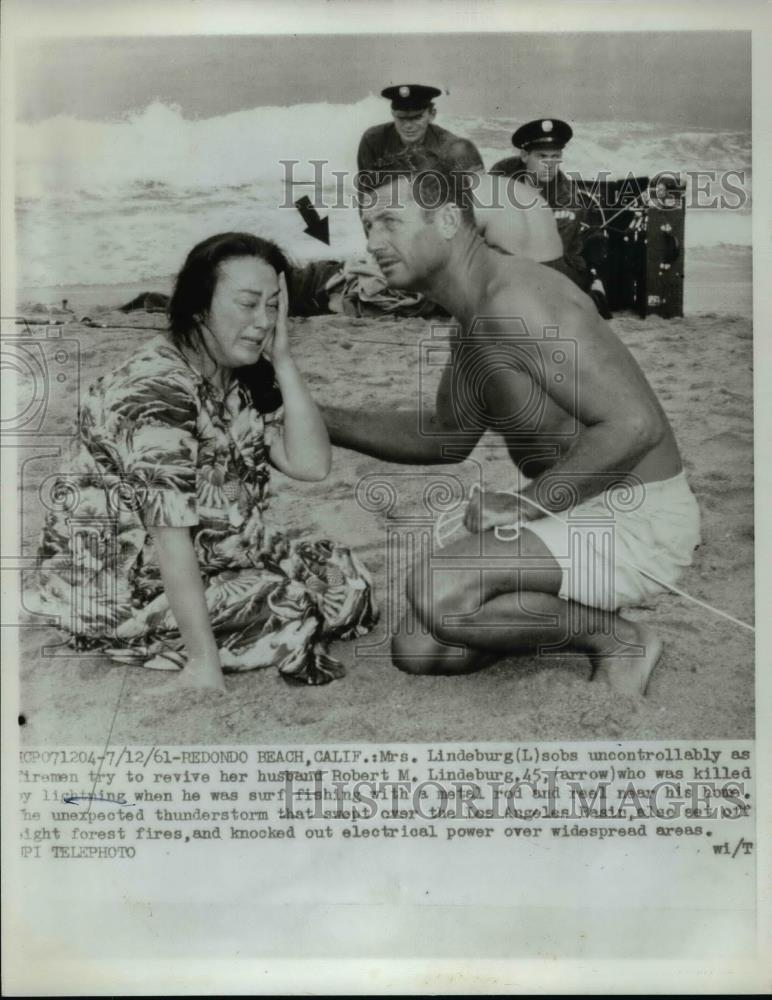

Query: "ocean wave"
left=15, top=98, right=386, bottom=201
left=449, top=115, right=750, bottom=181
left=17, top=101, right=751, bottom=198
left=13, top=100, right=753, bottom=286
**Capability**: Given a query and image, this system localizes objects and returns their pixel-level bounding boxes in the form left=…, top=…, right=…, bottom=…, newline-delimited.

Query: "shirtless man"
left=323, top=154, right=701, bottom=696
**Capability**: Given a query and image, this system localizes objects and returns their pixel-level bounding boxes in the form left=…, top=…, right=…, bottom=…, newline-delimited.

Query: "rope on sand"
left=435, top=486, right=755, bottom=634
left=15, top=318, right=419, bottom=344
left=14, top=318, right=169, bottom=331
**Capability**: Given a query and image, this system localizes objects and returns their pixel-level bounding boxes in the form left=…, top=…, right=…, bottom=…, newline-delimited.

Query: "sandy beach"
left=15, top=272, right=754, bottom=745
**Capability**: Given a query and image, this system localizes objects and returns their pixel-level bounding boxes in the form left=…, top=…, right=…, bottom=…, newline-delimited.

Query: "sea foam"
left=15, top=99, right=752, bottom=287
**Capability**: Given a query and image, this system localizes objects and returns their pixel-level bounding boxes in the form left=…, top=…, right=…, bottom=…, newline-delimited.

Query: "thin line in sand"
left=82, top=662, right=131, bottom=816
left=436, top=490, right=755, bottom=634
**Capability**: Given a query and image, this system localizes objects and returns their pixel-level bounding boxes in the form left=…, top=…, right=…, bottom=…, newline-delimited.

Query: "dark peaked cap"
left=512, top=118, right=573, bottom=150
left=381, top=84, right=442, bottom=111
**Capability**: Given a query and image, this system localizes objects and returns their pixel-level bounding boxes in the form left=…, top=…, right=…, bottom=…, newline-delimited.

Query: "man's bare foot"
left=590, top=621, right=663, bottom=697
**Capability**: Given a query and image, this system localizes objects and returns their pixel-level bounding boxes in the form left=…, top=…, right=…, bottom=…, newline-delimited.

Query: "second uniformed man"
left=491, top=118, right=601, bottom=292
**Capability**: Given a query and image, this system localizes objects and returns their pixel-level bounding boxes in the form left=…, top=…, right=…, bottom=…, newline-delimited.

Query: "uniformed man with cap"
left=357, top=84, right=482, bottom=179
left=491, top=118, right=602, bottom=293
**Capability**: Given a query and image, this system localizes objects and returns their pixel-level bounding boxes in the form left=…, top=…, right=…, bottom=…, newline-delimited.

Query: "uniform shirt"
left=357, top=121, right=480, bottom=174
left=490, top=156, right=597, bottom=288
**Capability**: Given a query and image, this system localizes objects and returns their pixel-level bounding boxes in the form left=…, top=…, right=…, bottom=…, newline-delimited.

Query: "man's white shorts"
left=523, top=471, right=701, bottom=611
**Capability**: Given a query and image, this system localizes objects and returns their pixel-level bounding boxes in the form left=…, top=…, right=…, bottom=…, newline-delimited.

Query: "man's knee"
left=391, top=630, right=443, bottom=676
left=404, top=562, right=430, bottom=625
left=406, top=561, right=483, bottom=633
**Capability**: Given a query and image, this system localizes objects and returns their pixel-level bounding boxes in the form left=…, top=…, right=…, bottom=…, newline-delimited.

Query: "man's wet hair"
left=357, top=148, right=477, bottom=227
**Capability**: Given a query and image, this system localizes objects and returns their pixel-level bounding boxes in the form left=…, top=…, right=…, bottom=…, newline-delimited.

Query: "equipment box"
left=579, top=176, right=686, bottom=319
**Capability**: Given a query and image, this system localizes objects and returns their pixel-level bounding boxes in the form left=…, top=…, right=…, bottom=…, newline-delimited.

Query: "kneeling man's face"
left=361, top=177, right=444, bottom=290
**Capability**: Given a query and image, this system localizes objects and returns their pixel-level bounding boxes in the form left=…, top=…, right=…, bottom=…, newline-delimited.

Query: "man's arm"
left=558, top=213, right=590, bottom=284
left=357, top=134, right=374, bottom=173
left=357, top=125, right=385, bottom=173
left=489, top=156, right=521, bottom=177
left=322, top=362, right=484, bottom=465
left=477, top=297, right=666, bottom=513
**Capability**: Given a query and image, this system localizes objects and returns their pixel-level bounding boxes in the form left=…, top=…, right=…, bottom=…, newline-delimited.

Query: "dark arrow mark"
left=63, top=795, right=135, bottom=807
left=295, top=195, right=330, bottom=245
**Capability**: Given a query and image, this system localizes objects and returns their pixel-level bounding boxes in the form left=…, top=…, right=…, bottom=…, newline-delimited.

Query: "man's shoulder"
left=359, top=122, right=394, bottom=145
left=428, top=123, right=458, bottom=142
left=358, top=123, right=399, bottom=170
left=556, top=170, right=592, bottom=199
left=462, top=260, right=547, bottom=334
left=489, top=156, right=525, bottom=177
left=484, top=258, right=591, bottom=328
left=487, top=262, right=546, bottom=308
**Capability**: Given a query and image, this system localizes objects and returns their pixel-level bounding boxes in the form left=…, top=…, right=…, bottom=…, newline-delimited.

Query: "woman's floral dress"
left=34, top=335, right=378, bottom=684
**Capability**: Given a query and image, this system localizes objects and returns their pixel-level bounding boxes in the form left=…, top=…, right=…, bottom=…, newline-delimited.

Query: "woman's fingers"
left=269, top=270, right=292, bottom=364
left=278, top=270, right=289, bottom=327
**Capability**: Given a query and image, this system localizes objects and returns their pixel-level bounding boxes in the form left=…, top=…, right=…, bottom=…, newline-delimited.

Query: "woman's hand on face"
left=264, top=271, right=293, bottom=368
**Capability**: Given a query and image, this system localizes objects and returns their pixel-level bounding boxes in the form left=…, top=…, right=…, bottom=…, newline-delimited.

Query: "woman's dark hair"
left=168, top=232, right=290, bottom=413
left=168, top=231, right=290, bottom=350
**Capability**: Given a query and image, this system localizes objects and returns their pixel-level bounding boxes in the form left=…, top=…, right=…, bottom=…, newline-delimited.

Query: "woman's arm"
left=148, top=525, right=224, bottom=690
left=265, top=272, right=331, bottom=481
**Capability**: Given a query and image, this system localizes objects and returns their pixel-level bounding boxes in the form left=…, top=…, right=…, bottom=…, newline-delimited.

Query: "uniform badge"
left=543, top=119, right=553, bottom=132
left=399, top=85, right=410, bottom=97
